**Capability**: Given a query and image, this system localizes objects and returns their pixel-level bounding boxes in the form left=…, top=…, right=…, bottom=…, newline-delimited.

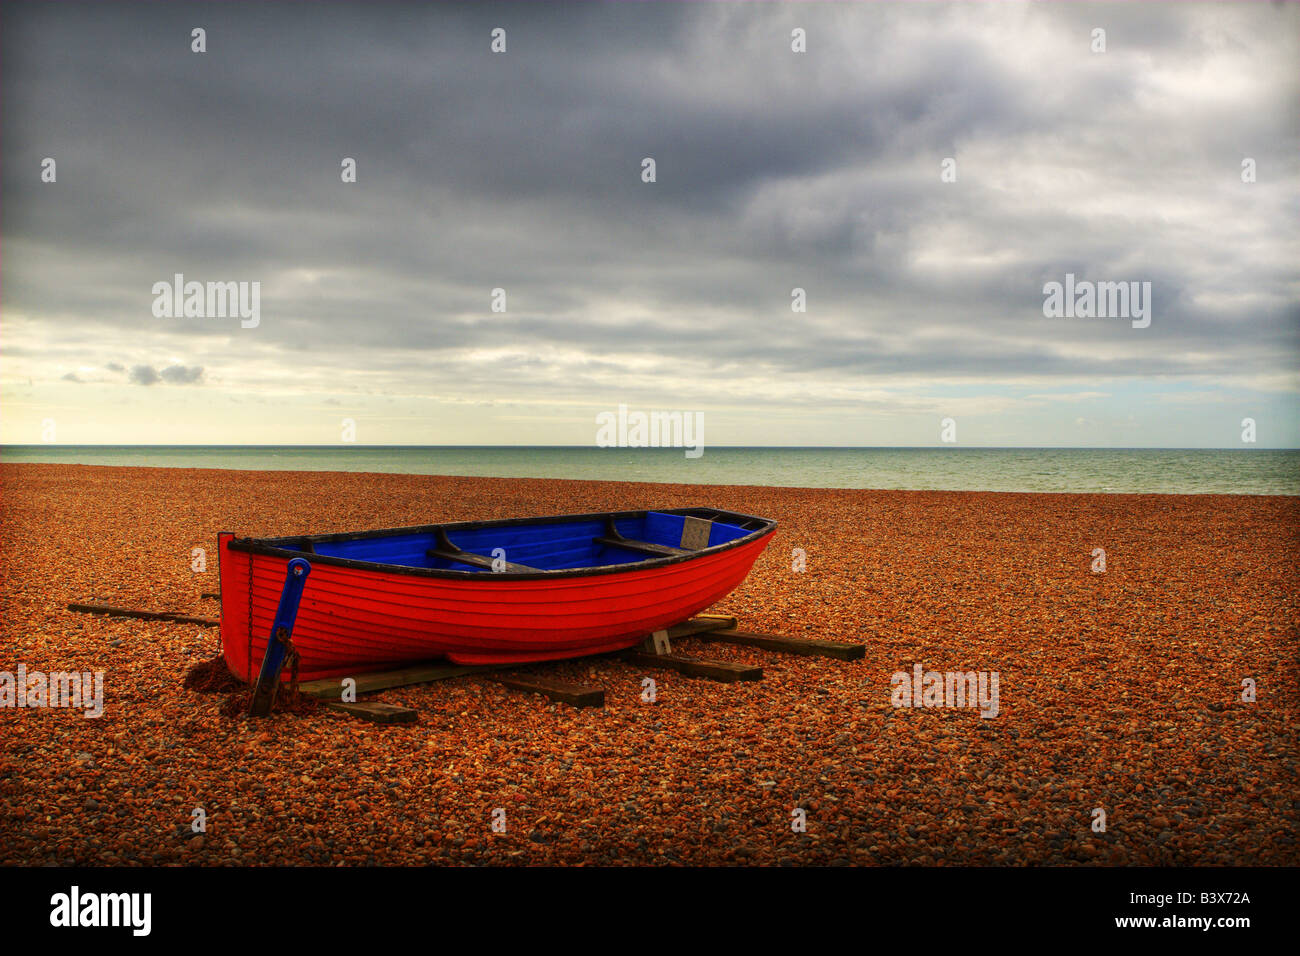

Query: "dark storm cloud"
left=2, top=0, right=1297, bottom=402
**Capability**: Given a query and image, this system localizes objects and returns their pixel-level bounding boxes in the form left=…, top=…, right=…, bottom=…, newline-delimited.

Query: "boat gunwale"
left=225, top=507, right=777, bottom=581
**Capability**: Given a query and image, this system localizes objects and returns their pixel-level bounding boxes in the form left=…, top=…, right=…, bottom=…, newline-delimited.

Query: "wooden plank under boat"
left=218, top=507, right=776, bottom=680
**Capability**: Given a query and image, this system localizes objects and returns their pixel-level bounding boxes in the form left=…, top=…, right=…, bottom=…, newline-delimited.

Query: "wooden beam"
left=292, top=622, right=734, bottom=702
left=488, top=674, right=605, bottom=708
left=593, top=536, right=689, bottom=558
left=295, top=661, right=502, bottom=700
left=323, top=701, right=419, bottom=724
left=426, top=547, right=538, bottom=572
left=642, top=629, right=672, bottom=655
left=666, top=616, right=736, bottom=638
left=695, top=628, right=866, bottom=661
left=623, top=651, right=762, bottom=683
left=67, top=603, right=218, bottom=628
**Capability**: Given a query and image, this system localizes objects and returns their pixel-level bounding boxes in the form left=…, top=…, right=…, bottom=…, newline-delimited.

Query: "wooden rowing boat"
left=218, top=508, right=776, bottom=680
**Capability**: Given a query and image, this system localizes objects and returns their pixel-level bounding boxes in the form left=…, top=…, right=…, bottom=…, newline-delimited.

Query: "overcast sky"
left=2, top=1, right=1297, bottom=446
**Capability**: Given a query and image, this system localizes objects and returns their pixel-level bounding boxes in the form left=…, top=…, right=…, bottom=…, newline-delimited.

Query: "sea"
left=2, top=445, right=1298, bottom=495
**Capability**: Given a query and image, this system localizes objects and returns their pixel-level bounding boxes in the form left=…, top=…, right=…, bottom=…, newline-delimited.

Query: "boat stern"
left=217, top=531, right=253, bottom=682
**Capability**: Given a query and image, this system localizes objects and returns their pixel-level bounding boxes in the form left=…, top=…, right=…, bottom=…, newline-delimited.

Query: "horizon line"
left=3, top=444, right=1297, bottom=452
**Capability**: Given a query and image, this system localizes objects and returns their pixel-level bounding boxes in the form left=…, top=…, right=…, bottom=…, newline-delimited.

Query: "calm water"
left=3, top=445, right=1298, bottom=495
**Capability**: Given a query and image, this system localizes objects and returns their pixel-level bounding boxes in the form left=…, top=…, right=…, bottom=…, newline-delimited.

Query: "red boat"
left=218, top=508, right=776, bottom=681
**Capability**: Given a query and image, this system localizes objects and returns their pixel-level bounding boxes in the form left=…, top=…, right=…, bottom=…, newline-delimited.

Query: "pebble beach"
left=2, top=462, right=1297, bottom=866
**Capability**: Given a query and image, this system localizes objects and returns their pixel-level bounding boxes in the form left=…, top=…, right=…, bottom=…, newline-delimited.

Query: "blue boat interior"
left=300, top=511, right=757, bottom=572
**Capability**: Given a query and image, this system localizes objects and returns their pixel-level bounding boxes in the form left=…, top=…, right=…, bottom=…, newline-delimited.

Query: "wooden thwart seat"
left=595, top=516, right=692, bottom=558
left=427, top=528, right=539, bottom=572
left=426, top=548, right=538, bottom=571
left=593, top=535, right=689, bottom=558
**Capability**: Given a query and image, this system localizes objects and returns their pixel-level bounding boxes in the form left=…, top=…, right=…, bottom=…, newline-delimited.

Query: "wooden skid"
left=692, top=613, right=739, bottom=625
left=290, top=617, right=736, bottom=702
left=488, top=674, right=605, bottom=708
left=623, top=651, right=762, bottom=683
left=666, top=615, right=736, bottom=639
left=296, top=661, right=502, bottom=700
left=323, top=701, right=419, bottom=724
left=68, top=603, right=218, bottom=628
left=239, top=617, right=838, bottom=715
left=695, top=628, right=866, bottom=661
